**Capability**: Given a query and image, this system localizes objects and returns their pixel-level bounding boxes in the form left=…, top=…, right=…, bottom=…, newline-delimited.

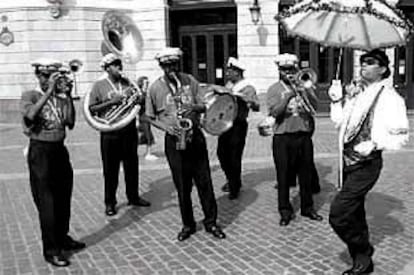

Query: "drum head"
left=203, top=93, right=237, bottom=136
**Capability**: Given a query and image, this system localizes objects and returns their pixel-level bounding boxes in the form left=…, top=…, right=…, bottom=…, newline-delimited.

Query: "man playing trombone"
left=88, top=53, right=150, bottom=216
left=266, top=53, right=322, bottom=226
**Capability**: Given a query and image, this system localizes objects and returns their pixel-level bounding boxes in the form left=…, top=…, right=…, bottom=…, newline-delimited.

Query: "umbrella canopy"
left=275, top=0, right=413, bottom=50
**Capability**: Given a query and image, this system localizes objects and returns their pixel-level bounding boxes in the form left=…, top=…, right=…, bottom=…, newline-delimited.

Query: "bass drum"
left=202, top=91, right=238, bottom=136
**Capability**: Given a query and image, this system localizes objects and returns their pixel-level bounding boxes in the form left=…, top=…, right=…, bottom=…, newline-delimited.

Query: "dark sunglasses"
left=109, top=60, right=122, bottom=67
left=361, top=57, right=379, bottom=66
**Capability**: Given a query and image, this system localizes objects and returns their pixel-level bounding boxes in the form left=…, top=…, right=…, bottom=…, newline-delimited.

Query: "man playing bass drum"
left=218, top=57, right=260, bottom=200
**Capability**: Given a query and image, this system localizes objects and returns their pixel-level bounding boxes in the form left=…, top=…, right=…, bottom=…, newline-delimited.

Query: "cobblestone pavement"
left=0, top=114, right=413, bottom=275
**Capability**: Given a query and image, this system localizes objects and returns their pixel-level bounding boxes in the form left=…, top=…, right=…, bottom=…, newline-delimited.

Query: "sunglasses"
left=361, top=57, right=379, bottom=66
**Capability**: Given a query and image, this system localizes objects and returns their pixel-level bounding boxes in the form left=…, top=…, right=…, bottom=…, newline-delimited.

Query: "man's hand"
left=165, top=125, right=181, bottom=137
left=46, top=72, right=60, bottom=96
left=109, top=94, right=124, bottom=105
left=354, top=140, right=376, bottom=156
left=181, top=103, right=205, bottom=114
left=328, top=80, right=343, bottom=102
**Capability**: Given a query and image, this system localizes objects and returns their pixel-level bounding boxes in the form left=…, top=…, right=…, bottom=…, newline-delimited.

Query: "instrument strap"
left=105, top=77, right=122, bottom=95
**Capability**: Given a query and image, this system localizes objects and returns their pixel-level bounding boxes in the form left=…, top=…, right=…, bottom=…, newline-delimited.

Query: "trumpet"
left=170, top=72, right=193, bottom=150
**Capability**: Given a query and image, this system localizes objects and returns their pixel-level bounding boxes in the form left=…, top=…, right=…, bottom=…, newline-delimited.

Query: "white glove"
left=354, top=140, right=376, bottom=156
left=328, top=80, right=343, bottom=102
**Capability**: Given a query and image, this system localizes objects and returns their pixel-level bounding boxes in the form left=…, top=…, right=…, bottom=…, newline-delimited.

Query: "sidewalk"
left=0, top=116, right=413, bottom=275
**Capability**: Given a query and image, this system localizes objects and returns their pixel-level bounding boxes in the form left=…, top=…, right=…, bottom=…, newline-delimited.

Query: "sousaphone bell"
left=83, top=11, right=144, bottom=132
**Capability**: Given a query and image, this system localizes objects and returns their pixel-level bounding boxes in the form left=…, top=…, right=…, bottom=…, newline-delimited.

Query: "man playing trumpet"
left=266, top=53, right=322, bottom=226
left=146, top=47, right=226, bottom=242
left=88, top=53, right=150, bottom=217
left=21, top=58, right=85, bottom=267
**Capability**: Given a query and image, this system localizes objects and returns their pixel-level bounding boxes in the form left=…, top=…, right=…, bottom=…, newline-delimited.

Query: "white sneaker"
left=145, top=154, right=158, bottom=161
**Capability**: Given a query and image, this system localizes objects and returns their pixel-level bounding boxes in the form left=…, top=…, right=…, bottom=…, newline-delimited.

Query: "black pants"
left=272, top=132, right=314, bottom=217
left=217, top=119, right=248, bottom=195
left=165, top=128, right=217, bottom=229
left=100, top=127, right=139, bottom=206
left=329, top=157, right=382, bottom=260
left=28, top=139, right=73, bottom=257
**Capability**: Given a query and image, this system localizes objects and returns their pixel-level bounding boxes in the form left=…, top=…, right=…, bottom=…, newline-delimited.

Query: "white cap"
left=155, top=47, right=183, bottom=64
left=227, top=57, right=245, bottom=71
left=274, top=53, right=298, bottom=68
left=31, top=58, right=62, bottom=71
left=100, top=53, right=121, bottom=69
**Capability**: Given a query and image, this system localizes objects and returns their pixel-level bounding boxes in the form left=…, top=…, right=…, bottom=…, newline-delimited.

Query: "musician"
left=328, top=49, right=409, bottom=275
left=89, top=53, right=150, bottom=216
left=218, top=57, right=260, bottom=200
left=266, top=53, right=322, bottom=226
left=146, top=47, right=225, bottom=241
left=136, top=76, right=158, bottom=161
left=20, top=58, right=85, bottom=267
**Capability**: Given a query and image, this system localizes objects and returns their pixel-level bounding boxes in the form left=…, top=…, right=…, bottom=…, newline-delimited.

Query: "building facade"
left=0, top=0, right=413, bottom=117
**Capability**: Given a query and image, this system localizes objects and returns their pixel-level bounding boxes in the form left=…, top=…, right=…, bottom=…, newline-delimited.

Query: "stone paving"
left=0, top=114, right=413, bottom=275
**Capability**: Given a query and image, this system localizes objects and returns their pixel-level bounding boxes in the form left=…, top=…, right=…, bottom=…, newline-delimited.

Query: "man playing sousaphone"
left=88, top=53, right=150, bottom=217
left=267, top=53, right=322, bottom=227
left=216, top=57, right=260, bottom=200
left=146, top=47, right=226, bottom=242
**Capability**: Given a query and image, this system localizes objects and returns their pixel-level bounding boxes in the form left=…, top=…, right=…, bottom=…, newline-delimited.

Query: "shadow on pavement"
left=215, top=166, right=272, bottom=228
left=338, top=191, right=406, bottom=264
left=77, top=174, right=177, bottom=248
left=288, top=161, right=335, bottom=214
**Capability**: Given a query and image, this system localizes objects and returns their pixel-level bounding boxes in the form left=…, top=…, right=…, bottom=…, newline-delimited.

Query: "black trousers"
left=28, top=139, right=73, bottom=257
left=217, top=119, right=248, bottom=195
left=100, top=127, right=140, bottom=206
left=329, top=157, right=382, bottom=260
left=165, top=128, right=217, bottom=229
left=272, top=132, right=314, bottom=217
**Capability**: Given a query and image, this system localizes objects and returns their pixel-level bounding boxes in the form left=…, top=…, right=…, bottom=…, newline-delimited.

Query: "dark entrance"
left=169, top=3, right=237, bottom=85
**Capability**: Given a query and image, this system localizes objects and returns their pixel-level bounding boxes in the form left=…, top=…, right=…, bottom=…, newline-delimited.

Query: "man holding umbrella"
left=328, top=49, right=409, bottom=275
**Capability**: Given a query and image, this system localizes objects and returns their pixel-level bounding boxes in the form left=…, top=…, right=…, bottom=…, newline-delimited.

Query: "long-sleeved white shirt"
left=330, top=79, right=409, bottom=151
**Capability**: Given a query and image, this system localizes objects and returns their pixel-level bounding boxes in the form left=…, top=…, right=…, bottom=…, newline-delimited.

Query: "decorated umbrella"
left=275, top=0, right=413, bottom=51
left=275, top=0, right=413, bottom=189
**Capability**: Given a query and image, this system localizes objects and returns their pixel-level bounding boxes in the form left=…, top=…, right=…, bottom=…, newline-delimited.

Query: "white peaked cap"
left=227, top=57, right=246, bottom=71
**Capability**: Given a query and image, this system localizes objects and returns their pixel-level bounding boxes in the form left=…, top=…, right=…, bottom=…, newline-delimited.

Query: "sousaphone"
left=83, top=10, right=144, bottom=132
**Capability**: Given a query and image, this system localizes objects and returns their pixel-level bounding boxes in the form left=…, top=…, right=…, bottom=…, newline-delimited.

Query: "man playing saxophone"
left=146, top=47, right=226, bottom=242
left=266, top=53, right=322, bottom=226
left=88, top=53, right=150, bottom=217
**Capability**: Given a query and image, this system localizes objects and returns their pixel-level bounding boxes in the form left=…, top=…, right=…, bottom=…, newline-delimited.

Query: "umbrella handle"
left=335, top=48, right=343, bottom=80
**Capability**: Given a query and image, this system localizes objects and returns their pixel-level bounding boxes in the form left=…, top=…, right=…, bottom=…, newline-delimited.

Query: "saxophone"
left=171, top=72, right=193, bottom=150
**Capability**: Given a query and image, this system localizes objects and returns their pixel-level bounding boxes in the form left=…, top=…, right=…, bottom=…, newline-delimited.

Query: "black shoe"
left=177, top=227, right=196, bottom=242
left=205, top=225, right=226, bottom=239
left=342, top=261, right=374, bottom=275
left=228, top=191, right=240, bottom=200
left=128, top=197, right=151, bottom=207
left=279, top=214, right=294, bottom=226
left=63, top=236, right=86, bottom=251
left=221, top=183, right=230, bottom=193
left=44, top=254, right=70, bottom=267
left=301, top=210, right=323, bottom=221
left=105, top=205, right=117, bottom=216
